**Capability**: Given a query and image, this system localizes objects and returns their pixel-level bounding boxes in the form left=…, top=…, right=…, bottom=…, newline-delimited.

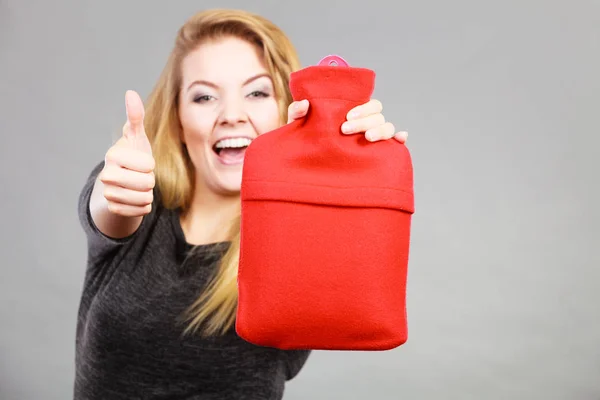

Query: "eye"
left=193, top=94, right=214, bottom=103
left=247, top=91, right=269, bottom=99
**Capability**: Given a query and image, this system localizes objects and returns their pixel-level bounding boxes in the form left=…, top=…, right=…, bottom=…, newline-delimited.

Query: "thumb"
left=286, top=99, right=309, bottom=124
left=124, top=90, right=152, bottom=153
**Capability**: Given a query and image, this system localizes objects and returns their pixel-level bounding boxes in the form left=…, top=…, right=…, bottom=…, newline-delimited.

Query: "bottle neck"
left=288, top=65, right=376, bottom=136
left=290, top=65, right=375, bottom=102
left=299, top=97, right=361, bottom=133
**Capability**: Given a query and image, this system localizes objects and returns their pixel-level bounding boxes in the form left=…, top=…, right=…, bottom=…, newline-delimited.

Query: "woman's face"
left=178, top=36, right=281, bottom=196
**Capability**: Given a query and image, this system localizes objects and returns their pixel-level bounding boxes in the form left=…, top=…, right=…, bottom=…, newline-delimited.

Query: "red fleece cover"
left=236, top=62, right=415, bottom=351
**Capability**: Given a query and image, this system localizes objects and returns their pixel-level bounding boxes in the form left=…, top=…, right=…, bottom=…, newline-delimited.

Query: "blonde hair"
left=142, top=9, right=301, bottom=336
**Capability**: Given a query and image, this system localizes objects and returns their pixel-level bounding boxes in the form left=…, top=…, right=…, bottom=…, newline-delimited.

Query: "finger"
left=104, top=144, right=155, bottom=173
left=365, top=122, right=396, bottom=142
left=393, top=131, right=409, bottom=143
left=107, top=201, right=152, bottom=217
left=103, top=185, right=153, bottom=207
left=341, top=113, right=386, bottom=135
left=346, top=99, right=383, bottom=120
left=125, top=90, right=146, bottom=138
left=287, top=99, right=309, bottom=124
left=124, top=90, right=153, bottom=154
left=100, top=164, right=156, bottom=192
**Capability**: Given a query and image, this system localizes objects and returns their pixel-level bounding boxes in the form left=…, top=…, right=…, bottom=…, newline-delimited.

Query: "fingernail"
left=366, top=132, right=376, bottom=141
left=348, top=110, right=359, bottom=119
left=341, top=122, right=353, bottom=133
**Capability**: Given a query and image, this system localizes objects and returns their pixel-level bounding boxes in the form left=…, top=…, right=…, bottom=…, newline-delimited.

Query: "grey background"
left=1, top=0, right=598, bottom=399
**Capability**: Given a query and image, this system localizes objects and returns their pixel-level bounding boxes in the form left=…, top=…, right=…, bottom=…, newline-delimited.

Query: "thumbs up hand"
left=99, top=90, right=156, bottom=217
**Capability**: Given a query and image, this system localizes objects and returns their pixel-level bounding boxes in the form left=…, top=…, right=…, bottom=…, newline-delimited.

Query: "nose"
left=217, top=95, right=248, bottom=126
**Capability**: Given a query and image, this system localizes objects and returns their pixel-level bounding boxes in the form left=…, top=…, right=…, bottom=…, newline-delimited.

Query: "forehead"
left=181, top=37, right=268, bottom=87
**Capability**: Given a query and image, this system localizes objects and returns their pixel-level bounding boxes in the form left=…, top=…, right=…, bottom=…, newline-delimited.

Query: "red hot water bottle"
left=236, top=55, right=415, bottom=351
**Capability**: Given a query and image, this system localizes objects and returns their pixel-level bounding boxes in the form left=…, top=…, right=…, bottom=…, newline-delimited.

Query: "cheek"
left=179, top=106, right=214, bottom=144
left=249, top=99, right=282, bottom=135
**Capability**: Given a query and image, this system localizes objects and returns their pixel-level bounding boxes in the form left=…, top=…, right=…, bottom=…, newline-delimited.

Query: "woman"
left=76, top=8, right=408, bottom=400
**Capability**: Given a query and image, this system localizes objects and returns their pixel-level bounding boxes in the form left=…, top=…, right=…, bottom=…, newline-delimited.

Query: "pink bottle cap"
left=317, top=55, right=350, bottom=67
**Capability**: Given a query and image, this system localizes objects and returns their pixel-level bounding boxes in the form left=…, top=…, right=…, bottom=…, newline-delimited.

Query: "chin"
left=195, top=149, right=245, bottom=196
left=212, top=172, right=243, bottom=196
left=220, top=185, right=242, bottom=196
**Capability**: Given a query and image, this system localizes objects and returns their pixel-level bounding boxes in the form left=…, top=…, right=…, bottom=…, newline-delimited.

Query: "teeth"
left=215, top=137, right=252, bottom=149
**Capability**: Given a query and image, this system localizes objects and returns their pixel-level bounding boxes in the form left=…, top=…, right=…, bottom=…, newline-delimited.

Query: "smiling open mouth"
left=213, top=137, right=253, bottom=165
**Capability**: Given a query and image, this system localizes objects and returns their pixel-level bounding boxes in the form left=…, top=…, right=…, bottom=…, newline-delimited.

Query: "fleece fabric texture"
left=236, top=63, right=415, bottom=351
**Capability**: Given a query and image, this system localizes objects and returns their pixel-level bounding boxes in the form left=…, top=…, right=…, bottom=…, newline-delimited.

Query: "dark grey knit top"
left=74, top=161, right=311, bottom=399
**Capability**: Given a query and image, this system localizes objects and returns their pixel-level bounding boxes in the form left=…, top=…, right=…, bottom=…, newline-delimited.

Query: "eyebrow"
left=186, top=73, right=271, bottom=92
